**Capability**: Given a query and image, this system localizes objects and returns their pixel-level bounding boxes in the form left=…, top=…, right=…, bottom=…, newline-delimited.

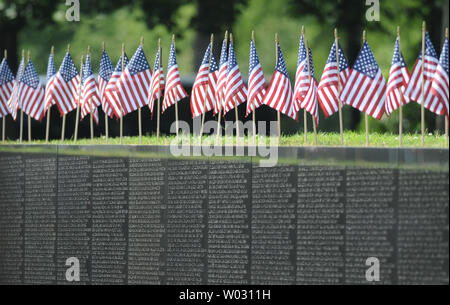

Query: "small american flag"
left=340, top=41, right=387, bottom=120
left=148, top=47, right=165, bottom=118
left=80, top=54, right=101, bottom=124
left=317, top=41, right=351, bottom=118
left=44, top=52, right=56, bottom=113
left=47, top=52, right=80, bottom=116
left=298, top=47, right=319, bottom=123
left=214, top=38, right=228, bottom=115
left=385, top=38, right=410, bottom=116
left=98, top=49, right=114, bottom=118
left=262, top=42, right=296, bottom=120
left=223, top=41, right=247, bottom=114
left=0, top=57, right=14, bottom=118
left=430, top=36, right=449, bottom=118
left=404, top=33, right=442, bottom=115
left=293, top=34, right=308, bottom=108
left=104, top=53, right=129, bottom=119
left=114, top=45, right=152, bottom=116
left=246, top=39, right=265, bottom=117
left=191, top=43, right=219, bottom=118
left=162, top=43, right=187, bottom=113
left=18, top=59, right=45, bottom=121
left=7, top=57, right=25, bottom=120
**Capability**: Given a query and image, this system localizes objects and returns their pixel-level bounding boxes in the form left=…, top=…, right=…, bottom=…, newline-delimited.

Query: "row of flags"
left=0, top=30, right=448, bottom=135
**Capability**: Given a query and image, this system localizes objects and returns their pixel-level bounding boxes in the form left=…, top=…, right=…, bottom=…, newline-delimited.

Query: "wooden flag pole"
left=61, top=44, right=70, bottom=142
left=74, top=54, right=84, bottom=144
left=138, top=37, right=144, bottom=144
left=102, top=42, right=109, bottom=143
left=216, top=31, right=228, bottom=143
left=275, top=33, right=281, bottom=145
left=45, top=46, right=54, bottom=144
left=335, top=28, right=344, bottom=145
left=173, top=35, right=179, bottom=138
left=421, top=21, right=426, bottom=147
left=2, top=50, right=5, bottom=143
left=363, top=30, right=370, bottom=147
left=87, top=46, right=94, bottom=141
left=120, top=43, right=125, bottom=144
left=19, top=50, right=25, bottom=144
left=157, top=38, right=162, bottom=141
left=397, top=26, right=404, bottom=147
left=305, top=39, right=318, bottom=146
left=27, top=50, right=32, bottom=143
left=230, top=33, right=240, bottom=145
left=200, top=34, right=214, bottom=139
left=302, top=27, right=308, bottom=145
left=251, top=30, right=257, bottom=145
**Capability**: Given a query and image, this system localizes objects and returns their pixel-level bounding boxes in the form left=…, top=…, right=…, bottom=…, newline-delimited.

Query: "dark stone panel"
left=165, top=158, right=208, bottom=285
left=344, top=168, right=397, bottom=284
left=90, top=156, right=129, bottom=285
left=207, top=159, right=251, bottom=285
left=251, top=163, right=297, bottom=285
left=127, top=157, right=166, bottom=284
left=296, top=166, right=346, bottom=285
left=23, top=153, right=57, bottom=284
left=397, top=169, right=449, bottom=285
left=56, top=148, right=92, bottom=284
left=0, top=152, right=25, bottom=284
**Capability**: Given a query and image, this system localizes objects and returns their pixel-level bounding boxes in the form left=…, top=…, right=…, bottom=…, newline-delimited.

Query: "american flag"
left=191, top=43, right=219, bottom=118
left=340, top=41, right=387, bottom=120
left=293, top=34, right=308, bottom=110
left=18, top=59, right=45, bottom=121
left=0, top=57, right=14, bottom=117
left=404, top=33, right=443, bottom=115
left=214, top=37, right=228, bottom=115
left=148, top=47, right=165, bottom=118
left=162, top=43, right=187, bottom=113
left=80, top=54, right=101, bottom=124
left=114, top=45, right=152, bottom=116
left=317, top=41, right=351, bottom=117
left=298, top=47, right=319, bottom=123
left=104, top=53, right=129, bottom=119
left=385, top=38, right=410, bottom=116
left=262, top=42, right=296, bottom=120
left=7, top=57, right=25, bottom=120
left=98, top=49, right=114, bottom=118
left=47, top=52, right=80, bottom=116
left=246, top=39, right=265, bottom=117
left=44, top=52, right=56, bottom=113
left=223, top=41, right=247, bottom=114
left=430, top=36, right=449, bottom=118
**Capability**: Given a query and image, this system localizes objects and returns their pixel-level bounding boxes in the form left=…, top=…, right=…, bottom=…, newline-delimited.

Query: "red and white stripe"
left=80, top=75, right=101, bottom=124
left=215, top=63, right=227, bottom=115
left=114, top=70, right=152, bottom=116
left=99, top=75, right=113, bottom=118
left=317, top=63, right=351, bottom=118
left=223, top=71, right=247, bottom=115
left=263, top=71, right=296, bottom=120
left=48, top=72, right=80, bottom=116
left=405, top=57, right=442, bottom=115
left=300, top=78, right=319, bottom=124
left=385, top=63, right=410, bottom=116
left=340, top=69, right=387, bottom=120
left=104, top=71, right=124, bottom=119
left=148, top=67, right=164, bottom=118
left=44, top=76, right=56, bottom=113
left=0, top=81, right=13, bottom=117
left=430, top=64, right=449, bottom=118
left=18, top=83, right=45, bottom=122
left=162, top=66, right=187, bottom=113
left=246, top=67, right=265, bottom=117
left=191, top=65, right=218, bottom=118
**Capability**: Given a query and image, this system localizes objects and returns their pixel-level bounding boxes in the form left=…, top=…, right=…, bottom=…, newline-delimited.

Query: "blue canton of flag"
left=353, top=42, right=379, bottom=79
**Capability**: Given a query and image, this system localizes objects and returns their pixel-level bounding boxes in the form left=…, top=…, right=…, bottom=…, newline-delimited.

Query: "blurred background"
left=0, top=0, right=449, bottom=140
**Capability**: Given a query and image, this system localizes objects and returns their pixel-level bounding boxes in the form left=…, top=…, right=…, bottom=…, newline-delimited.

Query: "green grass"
left=1, top=131, right=448, bottom=148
